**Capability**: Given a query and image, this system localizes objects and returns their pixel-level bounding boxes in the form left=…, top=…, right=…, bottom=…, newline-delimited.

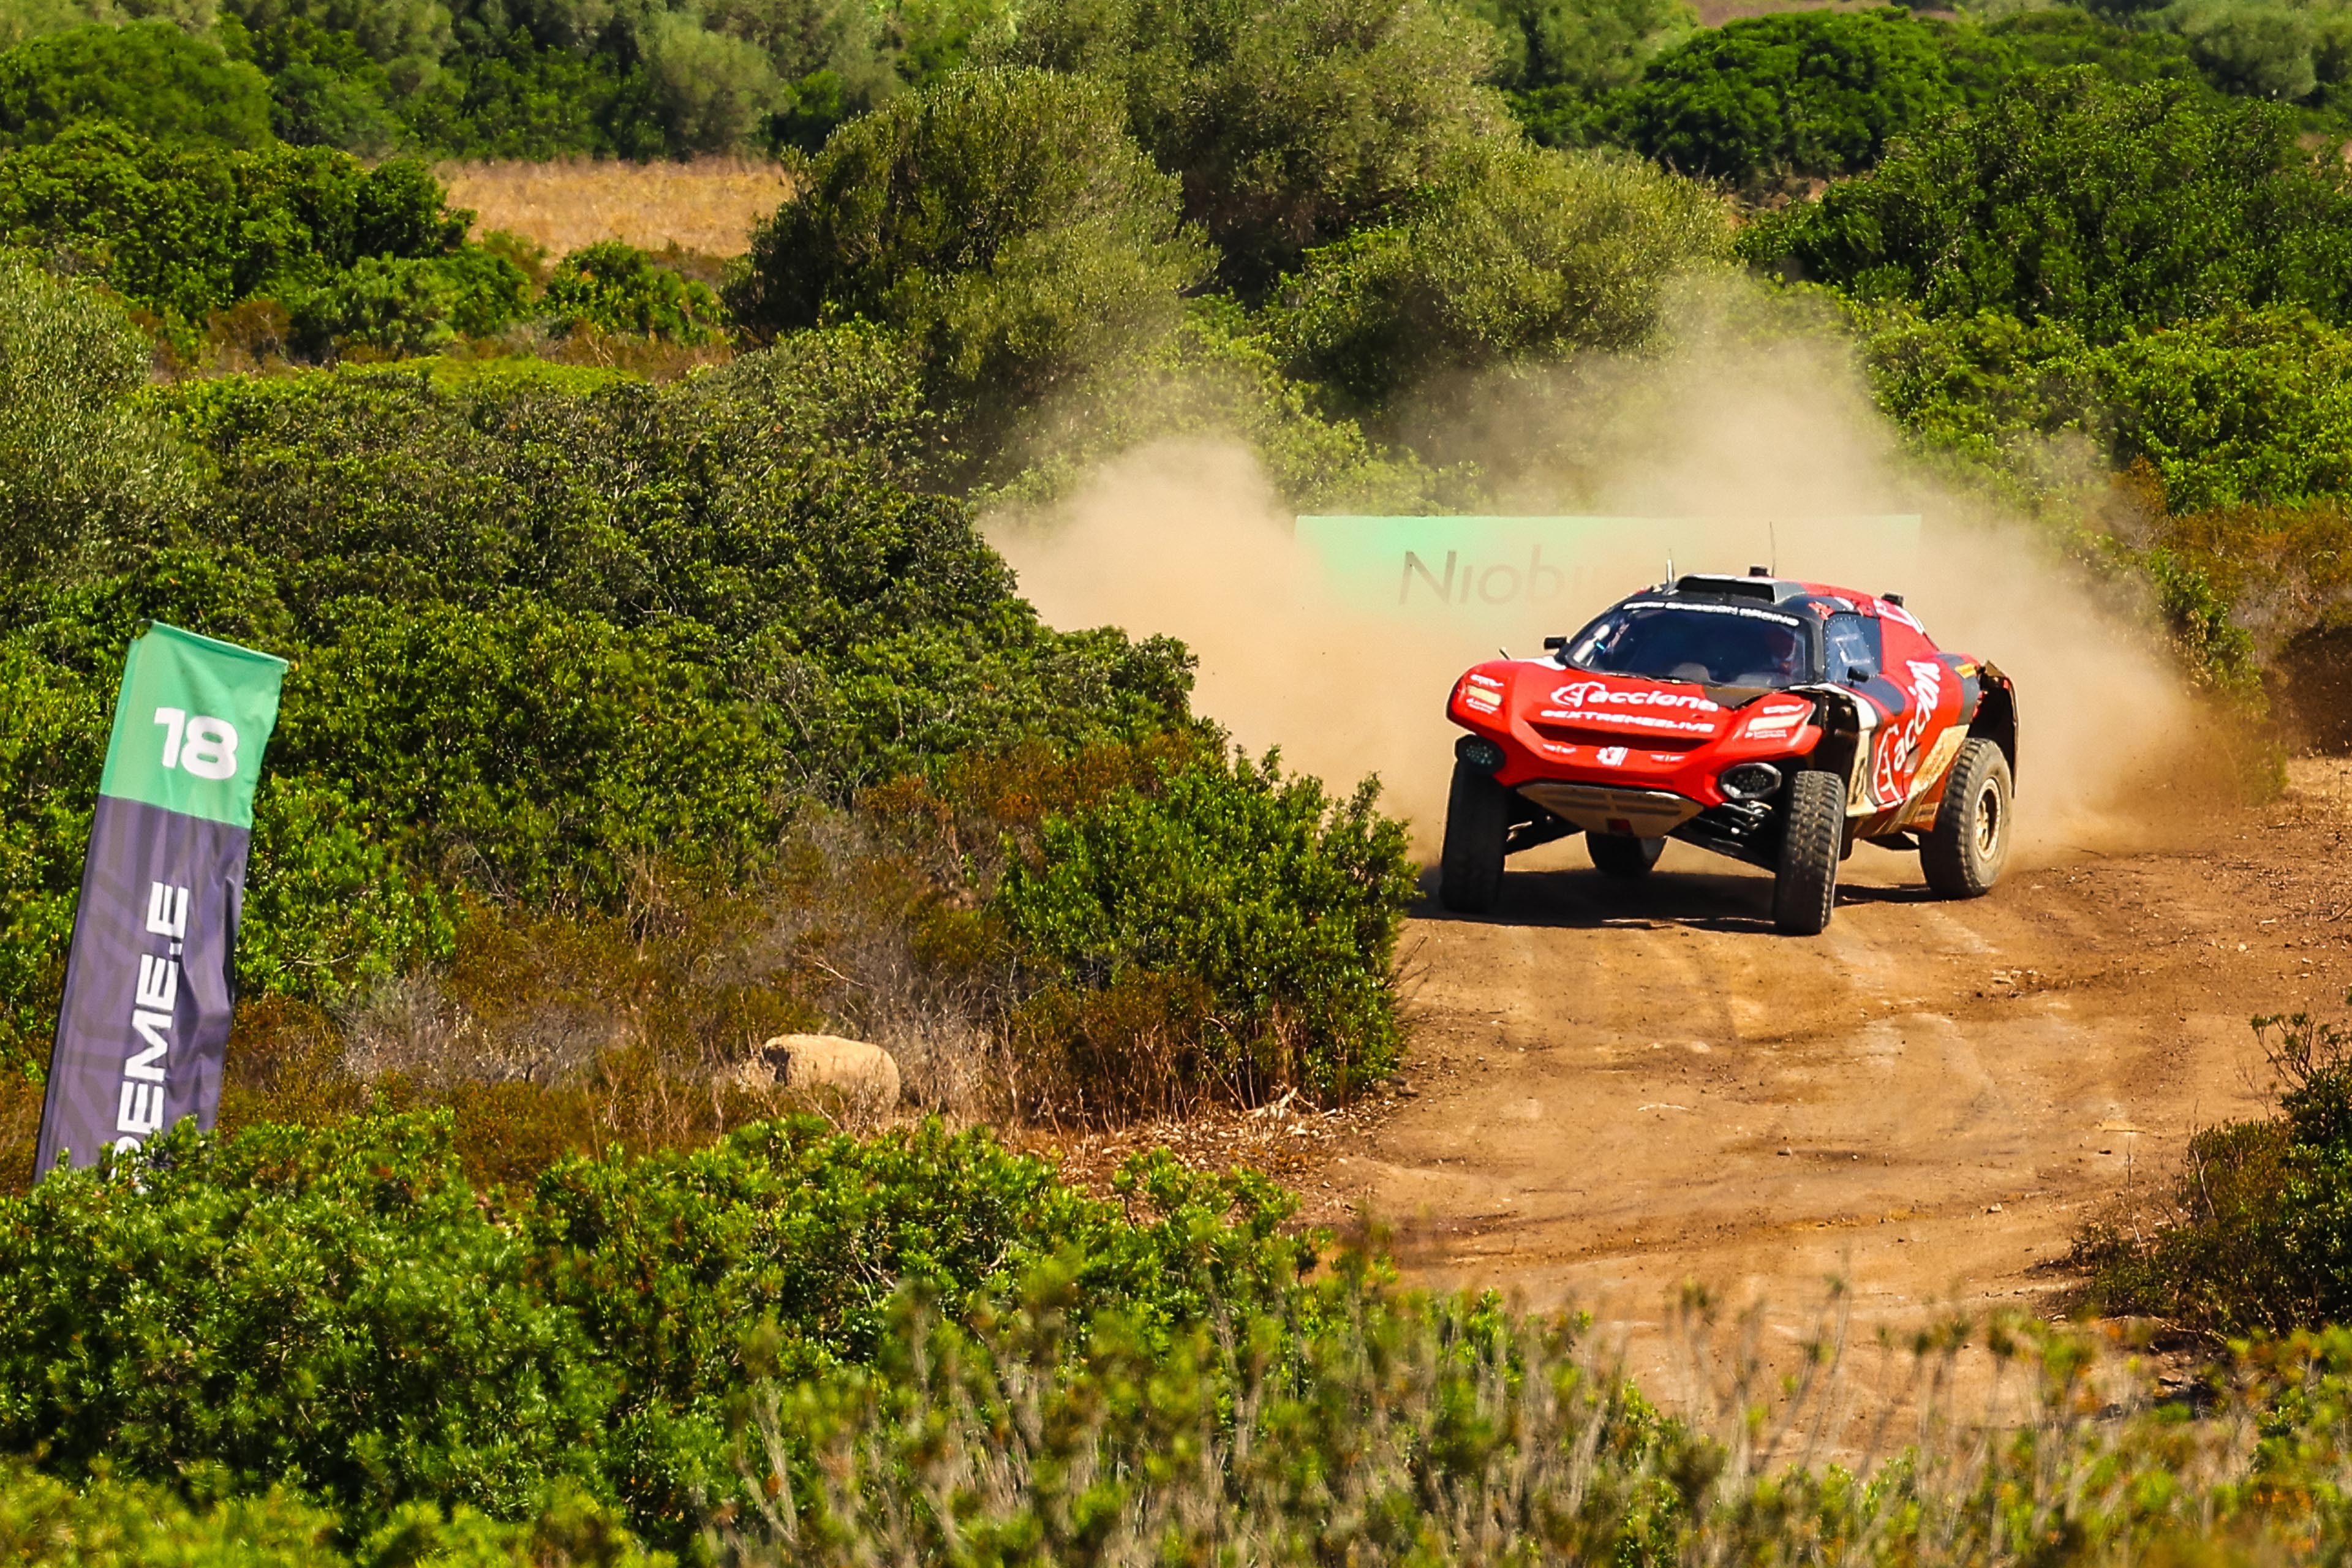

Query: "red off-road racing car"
left=1439, top=569, right=2019, bottom=935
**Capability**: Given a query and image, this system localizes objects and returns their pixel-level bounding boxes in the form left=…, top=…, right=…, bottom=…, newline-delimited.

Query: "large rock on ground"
left=739, top=1033, right=901, bottom=1110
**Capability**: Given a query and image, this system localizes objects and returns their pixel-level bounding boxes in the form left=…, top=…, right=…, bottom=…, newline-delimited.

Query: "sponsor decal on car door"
left=1869, top=658, right=1959, bottom=805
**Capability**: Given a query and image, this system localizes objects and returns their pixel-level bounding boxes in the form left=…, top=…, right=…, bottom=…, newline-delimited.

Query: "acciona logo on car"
left=1548, top=680, right=1719, bottom=714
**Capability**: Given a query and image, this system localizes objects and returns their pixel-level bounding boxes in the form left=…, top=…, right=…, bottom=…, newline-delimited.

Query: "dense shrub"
left=0, top=1110, right=1310, bottom=1547
left=729, top=67, right=1213, bottom=446
left=0, top=646, right=102, bottom=1068
left=226, top=12, right=409, bottom=153
left=0, top=337, right=1204, bottom=1067
left=2078, top=1003, right=2352, bottom=1336
left=994, top=748, right=1417, bottom=1113
left=0, top=252, right=192, bottom=582
left=1749, top=69, right=2352, bottom=342
left=0, top=19, right=273, bottom=148
left=540, top=240, right=723, bottom=342
left=0, top=123, right=493, bottom=336
left=1611, top=9, right=1959, bottom=184
left=987, top=0, right=1507, bottom=294
left=1859, top=301, right=2352, bottom=512
left=0, top=1115, right=611, bottom=1526
left=1464, top=0, right=1691, bottom=98
left=0, top=1460, right=669, bottom=1567
left=1271, top=138, right=1726, bottom=407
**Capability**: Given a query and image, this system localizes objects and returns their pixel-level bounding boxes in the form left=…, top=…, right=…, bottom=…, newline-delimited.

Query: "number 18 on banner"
left=35, top=622, right=285, bottom=1177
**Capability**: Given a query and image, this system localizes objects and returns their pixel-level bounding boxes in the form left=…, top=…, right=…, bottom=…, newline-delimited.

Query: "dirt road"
left=1303, top=761, right=2352, bottom=1379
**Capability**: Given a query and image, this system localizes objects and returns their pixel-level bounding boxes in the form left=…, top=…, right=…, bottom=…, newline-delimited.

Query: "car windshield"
left=1563, top=601, right=1817, bottom=687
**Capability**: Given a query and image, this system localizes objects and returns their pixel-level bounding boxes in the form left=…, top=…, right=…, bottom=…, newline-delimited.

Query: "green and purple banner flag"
left=35, top=623, right=285, bottom=1177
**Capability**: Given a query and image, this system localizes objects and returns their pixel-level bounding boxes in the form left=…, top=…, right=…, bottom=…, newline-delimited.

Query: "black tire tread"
left=1922, top=737, right=2012, bottom=899
left=1439, top=761, right=1509, bottom=913
left=1773, top=769, right=1844, bottom=935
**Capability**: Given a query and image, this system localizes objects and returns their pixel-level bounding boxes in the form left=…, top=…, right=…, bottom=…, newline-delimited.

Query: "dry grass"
left=438, top=156, right=793, bottom=260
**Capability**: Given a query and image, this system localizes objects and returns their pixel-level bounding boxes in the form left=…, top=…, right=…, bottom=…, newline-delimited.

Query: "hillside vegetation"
left=9, top=0, right=2352, bottom=1553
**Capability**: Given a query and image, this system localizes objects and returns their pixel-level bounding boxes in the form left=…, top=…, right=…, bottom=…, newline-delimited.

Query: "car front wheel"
left=1922, top=737, right=2012, bottom=898
left=1439, top=760, right=1509, bottom=913
left=1773, top=769, right=1844, bottom=935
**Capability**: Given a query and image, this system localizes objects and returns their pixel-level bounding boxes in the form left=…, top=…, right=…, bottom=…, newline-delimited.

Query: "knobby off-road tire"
left=1922, top=737, right=2013, bottom=899
left=1588, top=834, right=1665, bottom=878
left=1773, top=769, right=1845, bottom=935
left=1439, top=760, right=1510, bottom=913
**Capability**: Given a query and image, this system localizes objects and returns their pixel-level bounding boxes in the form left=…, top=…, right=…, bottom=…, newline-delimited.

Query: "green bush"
left=0, top=124, right=485, bottom=334
left=225, top=13, right=407, bottom=154
left=1611, top=9, right=1960, bottom=184
left=0, top=1115, right=612, bottom=1528
left=729, top=67, right=1213, bottom=448
left=1749, top=69, right=2352, bottom=342
left=988, top=0, right=1507, bottom=294
left=273, top=597, right=792, bottom=905
left=0, top=1460, right=358, bottom=1566
left=0, top=20, right=274, bottom=148
left=239, top=775, right=457, bottom=1005
left=1461, top=0, right=1692, bottom=97
left=540, top=241, right=723, bottom=343
left=1270, top=138, right=1726, bottom=409
left=1856, top=300, right=2352, bottom=513
left=0, top=341, right=1199, bottom=1052
left=993, top=747, right=1417, bottom=1111
left=292, top=254, right=462, bottom=354
left=0, top=1110, right=1309, bottom=1549
left=2078, top=1003, right=2352, bottom=1336
left=0, top=252, right=193, bottom=582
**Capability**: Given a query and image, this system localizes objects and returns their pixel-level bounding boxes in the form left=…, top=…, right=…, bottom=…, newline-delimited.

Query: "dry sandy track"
left=1302, top=761, right=2352, bottom=1380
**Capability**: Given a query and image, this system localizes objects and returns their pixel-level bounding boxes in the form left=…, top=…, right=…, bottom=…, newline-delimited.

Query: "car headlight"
left=1719, top=761, right=1782, bottom=801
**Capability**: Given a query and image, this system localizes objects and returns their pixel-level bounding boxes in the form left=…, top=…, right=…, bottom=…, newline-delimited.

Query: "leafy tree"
left=219, top=0, right=450, bottom=92
left=222, top=12, right=407, bottom=152
left=1750, top=68, right=2352, bottom=342
left=2171, top=0, right=2320, bottom=99
left=0, top=252, right=192, bottom=582
left=1613, top=9, right=1960, bottom=184
left=986, top=0, right=1507, bottom=295
left=0, top=19, right=274, bottom=148
left=1271, top=138, right=1727, bottom=407
left=641, top=10, right=779, bottom=152
left=1461, top=0, right=1691, bottom=93
left=728, top=67, right=1213, bottom=448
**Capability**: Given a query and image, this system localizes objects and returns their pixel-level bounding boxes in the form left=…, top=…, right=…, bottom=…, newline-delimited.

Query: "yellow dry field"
left=437, top=157, right=793, bottom=259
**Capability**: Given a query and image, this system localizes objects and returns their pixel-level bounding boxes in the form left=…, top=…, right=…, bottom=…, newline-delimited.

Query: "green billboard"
left=1292, top=514, right=1925, bottom=619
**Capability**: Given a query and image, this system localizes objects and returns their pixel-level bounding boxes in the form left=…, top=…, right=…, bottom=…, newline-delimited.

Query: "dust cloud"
left=988, top=287, right=2209, bottom=863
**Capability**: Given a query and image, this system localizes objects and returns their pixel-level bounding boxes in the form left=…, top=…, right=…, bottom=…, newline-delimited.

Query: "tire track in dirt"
left=1305, top=761, right=2352, bottom=1383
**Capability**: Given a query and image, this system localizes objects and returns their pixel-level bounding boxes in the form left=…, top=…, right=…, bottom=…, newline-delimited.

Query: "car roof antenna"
left=1665, top=553, right=1675, bottom=587
left=1769, top=521, right=1778, bottom=576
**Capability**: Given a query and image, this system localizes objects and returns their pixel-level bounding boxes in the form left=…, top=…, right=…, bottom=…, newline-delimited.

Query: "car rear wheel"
left=1922, top=737, right=2012, bottom=899
left=1773, top=769, right=1844, bottom=935
left=1439, top=760, right=1509, bottom=913
left=1588, top=834, right=1665, bottom=878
